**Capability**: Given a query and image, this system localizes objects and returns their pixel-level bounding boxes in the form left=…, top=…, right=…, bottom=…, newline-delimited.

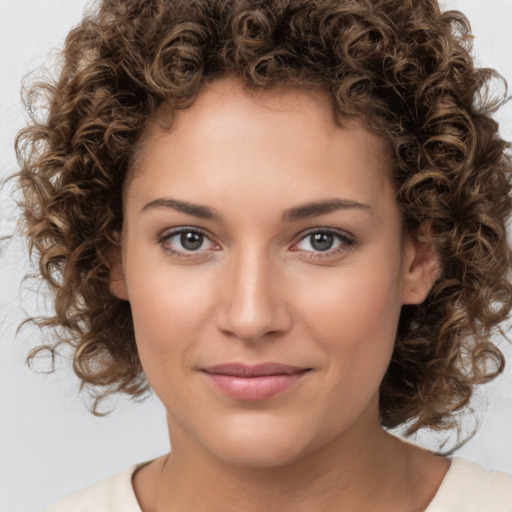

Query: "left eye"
left=294, top=230, right=351, bottom=253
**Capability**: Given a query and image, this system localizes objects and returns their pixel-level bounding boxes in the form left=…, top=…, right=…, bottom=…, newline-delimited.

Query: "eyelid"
left=159, top=225, right=209, bottom=242
left=294, top=227, right=354, bottom=244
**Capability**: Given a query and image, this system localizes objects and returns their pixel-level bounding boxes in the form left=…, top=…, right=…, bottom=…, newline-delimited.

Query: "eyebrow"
left=142, top=198, right=223, bottom=221
left=282, top=198, right=373, bottom=222
left=141, top=197, right=372, bottom=222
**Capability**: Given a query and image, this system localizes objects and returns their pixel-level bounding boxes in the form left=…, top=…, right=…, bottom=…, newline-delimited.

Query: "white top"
left=44, top=457, right=512, bottom=512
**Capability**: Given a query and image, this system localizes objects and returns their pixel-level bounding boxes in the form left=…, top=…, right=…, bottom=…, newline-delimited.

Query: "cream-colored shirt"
left=45, top=457, right=512, bottom=512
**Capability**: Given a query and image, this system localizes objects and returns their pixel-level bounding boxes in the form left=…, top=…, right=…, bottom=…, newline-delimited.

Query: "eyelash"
left=158, top=227, right=355, bottom=259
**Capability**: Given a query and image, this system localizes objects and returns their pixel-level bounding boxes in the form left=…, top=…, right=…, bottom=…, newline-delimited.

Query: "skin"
left=111, top=76, right=447, bottom=511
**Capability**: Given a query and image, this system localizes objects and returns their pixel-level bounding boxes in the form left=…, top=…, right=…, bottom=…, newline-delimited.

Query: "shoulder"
left=426, top=457, right=512, bottom=512
left=44, top=463, right=146, bottom=512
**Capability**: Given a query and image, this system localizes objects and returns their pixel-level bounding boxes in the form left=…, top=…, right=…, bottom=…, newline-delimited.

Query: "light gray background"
left=1, top=0, right=512, bottom=511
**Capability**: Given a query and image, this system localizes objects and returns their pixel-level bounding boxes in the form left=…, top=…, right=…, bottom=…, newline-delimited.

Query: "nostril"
left=215, top=304, right=292, bottom=343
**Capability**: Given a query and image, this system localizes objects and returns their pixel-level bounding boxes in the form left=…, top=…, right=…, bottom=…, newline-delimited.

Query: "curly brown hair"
left=15, top=0, right=512, bottom=436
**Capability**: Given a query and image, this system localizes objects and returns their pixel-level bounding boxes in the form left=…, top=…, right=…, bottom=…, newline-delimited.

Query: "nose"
left=215, top=248, right=292, bottom=343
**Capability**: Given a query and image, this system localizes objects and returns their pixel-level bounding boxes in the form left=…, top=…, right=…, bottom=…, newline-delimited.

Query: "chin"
left=210, top=439, right=311, bottom=470
left=196, top=412, right=322, bottom=469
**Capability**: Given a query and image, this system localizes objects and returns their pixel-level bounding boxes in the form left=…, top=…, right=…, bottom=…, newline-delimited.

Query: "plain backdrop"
left=1, top=0, right=512, bottom=511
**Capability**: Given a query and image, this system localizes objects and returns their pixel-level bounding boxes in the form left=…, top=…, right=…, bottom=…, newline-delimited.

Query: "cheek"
left=124, top=258, right=215, bottom=373
left=293, top=260, right=403, bottom=380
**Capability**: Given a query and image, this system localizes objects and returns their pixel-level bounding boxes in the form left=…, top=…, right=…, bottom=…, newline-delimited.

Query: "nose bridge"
left=216, top=243, right=290, bottom=342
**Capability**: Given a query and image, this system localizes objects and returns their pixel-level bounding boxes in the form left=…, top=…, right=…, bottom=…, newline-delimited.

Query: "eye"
left=159, top=227, right=218, bottom=257
left=292, top=229, right=354, bottom=257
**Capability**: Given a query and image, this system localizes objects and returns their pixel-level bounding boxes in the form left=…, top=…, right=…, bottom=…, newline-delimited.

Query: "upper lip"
left=201, top=363, right=310, bottom=377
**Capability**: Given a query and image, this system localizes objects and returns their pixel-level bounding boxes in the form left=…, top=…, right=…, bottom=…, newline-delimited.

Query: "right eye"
left=159, top=227, right=218, bottom=257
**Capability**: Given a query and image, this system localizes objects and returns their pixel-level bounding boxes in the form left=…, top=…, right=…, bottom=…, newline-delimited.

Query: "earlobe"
left=401, top=222, right=440, bottom=305
left=108, top=245, right=129, bottom=301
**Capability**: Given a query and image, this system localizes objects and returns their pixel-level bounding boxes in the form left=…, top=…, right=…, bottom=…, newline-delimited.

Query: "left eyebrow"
left=282, top=198, right=373, bottom=222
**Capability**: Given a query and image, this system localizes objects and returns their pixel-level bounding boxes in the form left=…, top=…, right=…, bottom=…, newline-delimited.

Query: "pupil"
left=181, top=232, right=203, bottom=250
left=311, top=233, right=333, bottom=251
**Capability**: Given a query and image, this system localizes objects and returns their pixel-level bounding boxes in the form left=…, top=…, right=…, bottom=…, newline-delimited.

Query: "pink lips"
left=201, top=363, right=310, bottom=401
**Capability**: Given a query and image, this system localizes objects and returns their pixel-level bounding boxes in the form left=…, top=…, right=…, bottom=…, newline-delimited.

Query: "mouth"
left=200, top=363, right=311, bottom=401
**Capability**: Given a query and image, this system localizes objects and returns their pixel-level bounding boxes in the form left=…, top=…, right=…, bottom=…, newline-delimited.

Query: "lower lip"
left=203, top=372, right=308, bottom=401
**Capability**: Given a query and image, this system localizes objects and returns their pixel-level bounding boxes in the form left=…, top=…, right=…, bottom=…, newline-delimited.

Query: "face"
left=112, top=77, right=437, bottom=468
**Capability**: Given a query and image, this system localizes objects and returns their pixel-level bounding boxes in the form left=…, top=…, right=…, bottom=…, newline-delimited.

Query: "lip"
left=201, top=363, right=311, bottom=401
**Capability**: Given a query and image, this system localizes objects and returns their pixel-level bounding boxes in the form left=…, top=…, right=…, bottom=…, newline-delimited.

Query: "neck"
left=148, top=419, right=428, bottom=512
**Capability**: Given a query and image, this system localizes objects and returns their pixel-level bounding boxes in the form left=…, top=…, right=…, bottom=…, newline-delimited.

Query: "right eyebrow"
left=141, top=198, right=224, bottom=222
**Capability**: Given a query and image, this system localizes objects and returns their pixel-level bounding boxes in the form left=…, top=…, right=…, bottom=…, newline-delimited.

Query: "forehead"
left=132, top=76, right=393, bottom=177
left=124, top=76, right=396, bottom=226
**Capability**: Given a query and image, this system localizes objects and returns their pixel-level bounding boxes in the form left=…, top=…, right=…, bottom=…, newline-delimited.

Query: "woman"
left=14, top=0, right=512, bottom=510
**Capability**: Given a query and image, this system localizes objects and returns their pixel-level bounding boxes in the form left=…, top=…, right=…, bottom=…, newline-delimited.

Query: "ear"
left=401, top=221, right=440, bottom=305
left=107, top=243, right=129, bottom=301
